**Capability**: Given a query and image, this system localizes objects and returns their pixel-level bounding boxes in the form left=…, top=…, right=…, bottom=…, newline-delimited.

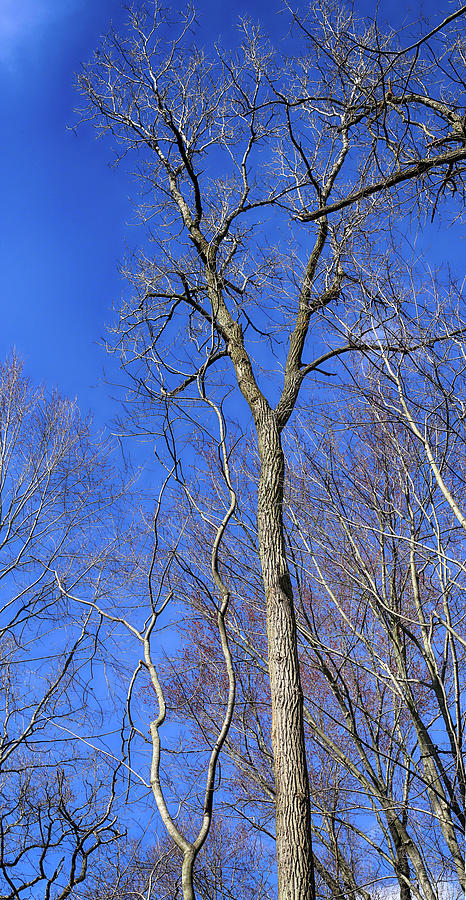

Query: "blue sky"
left=0, top=0, right=455, bottom=426
left=0, top=0, right=130, bottom=422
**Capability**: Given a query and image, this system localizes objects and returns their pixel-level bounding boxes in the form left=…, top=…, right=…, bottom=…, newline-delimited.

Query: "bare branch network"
left=2, top=3, right=466, bottom=900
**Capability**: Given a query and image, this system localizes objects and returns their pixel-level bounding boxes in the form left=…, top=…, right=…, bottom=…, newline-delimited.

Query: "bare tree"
left=82, top=821, right=274, bottom=900
left=76, top=2, right=466, bottom=896
left=285, top=311, right=466, bottom=898
left=0, top=353, right=122, bottom=899
left=56, top=383, right=238, bottom=900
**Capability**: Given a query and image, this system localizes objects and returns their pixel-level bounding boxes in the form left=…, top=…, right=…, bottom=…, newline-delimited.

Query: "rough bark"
left=256, top=410, right=314, bottom=900
left=393, top=834, right=412, bottom=900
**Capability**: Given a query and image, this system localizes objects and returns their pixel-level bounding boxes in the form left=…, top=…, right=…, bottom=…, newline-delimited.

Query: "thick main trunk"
left=256, top=413, right=314, bottom=900
left=392, top=829, right=412, bottom=900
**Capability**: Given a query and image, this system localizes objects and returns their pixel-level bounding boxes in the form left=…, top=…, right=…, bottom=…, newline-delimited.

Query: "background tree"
left=0, top=353, right=123, bottom=899
left=82, top=822, right=273, bottom=900
left=289, top=327, right=466, bottom=899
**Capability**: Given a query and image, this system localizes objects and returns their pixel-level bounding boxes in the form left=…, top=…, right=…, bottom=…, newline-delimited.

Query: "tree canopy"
left=2, top=2, right=466, bottom=898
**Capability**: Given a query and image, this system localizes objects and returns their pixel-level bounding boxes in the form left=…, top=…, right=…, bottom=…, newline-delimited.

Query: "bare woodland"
left=2, top=1, right=466, bottom=898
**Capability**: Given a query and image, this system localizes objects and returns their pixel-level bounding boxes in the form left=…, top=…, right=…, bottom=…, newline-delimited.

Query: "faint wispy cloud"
left=0, top=0, right=78, bottom=68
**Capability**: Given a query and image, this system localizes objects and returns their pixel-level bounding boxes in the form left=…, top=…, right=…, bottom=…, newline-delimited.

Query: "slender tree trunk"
left=384, top=810, right=436, bottom=900
left=256, top=411, right=314, bottom=900
left=182, top=851, right=196, bottom=900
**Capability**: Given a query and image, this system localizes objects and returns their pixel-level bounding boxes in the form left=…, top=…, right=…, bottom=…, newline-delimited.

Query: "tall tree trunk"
left=392, top=829, right=412, bottom=900
left=256, top=411, right=314, bottom=900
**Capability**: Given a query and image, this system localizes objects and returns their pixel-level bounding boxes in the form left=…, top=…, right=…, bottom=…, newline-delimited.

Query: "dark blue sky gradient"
left=0, top=0, right=455, bottom=425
